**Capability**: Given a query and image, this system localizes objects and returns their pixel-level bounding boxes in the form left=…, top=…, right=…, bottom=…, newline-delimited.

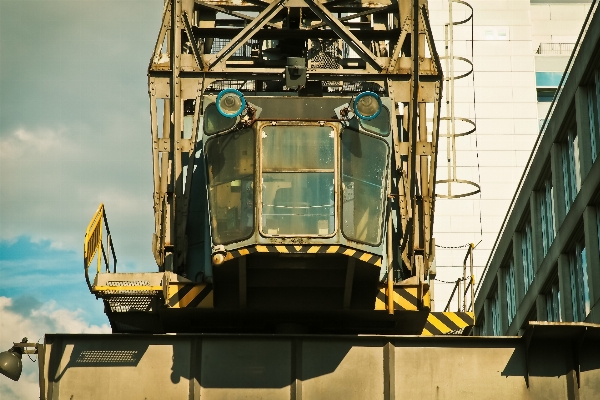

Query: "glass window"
left=261, top=126, right=335, bottom=236
left=539, top=178, right=555, bottom=257
left=562, top=133, right=580, bottom=214
left=341, top=130, right=388, bottom=245
left=535, top=72, right=562, bottom=88
left=506, top=260, right=516, bottom=325
left=206, top=128, right=255, bottom=244
left=204, top=103, right=236, bottom=135
left=545, top=280, right=561, bottom=322
left=537, top=89, right=556, bottom=103
left=522, top=221, right=534, bottom=292
left=588, top=84, right=598, bottom=163
left=491, top=289, right=501, bottom=336
left=359, top=106, right=391, bottom=136
left=570, top=244, right=590, bottom=322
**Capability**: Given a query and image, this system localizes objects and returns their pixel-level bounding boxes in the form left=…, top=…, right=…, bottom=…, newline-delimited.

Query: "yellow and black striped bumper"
left=223, top=244, right=382, bottom=266
left=374, top=285, right=430, bottom=311
left=167, top=283, right=214, bottom=308
left=421, top=312, right=475, bottom=335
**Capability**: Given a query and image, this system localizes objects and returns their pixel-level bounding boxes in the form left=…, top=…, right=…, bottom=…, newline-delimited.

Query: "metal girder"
left=309, top=4, right=394, bottom=29
left=208, top=0, right=286, bottom=69
left=182, top=12, right=205, bottom=70
left=304, top=0, right=384, bottom=71
left=195, top=1, right=281, bottom=29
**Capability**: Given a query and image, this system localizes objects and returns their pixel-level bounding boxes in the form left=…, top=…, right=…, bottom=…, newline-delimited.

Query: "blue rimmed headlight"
left=216, top=88, right=246, bottom=118
left=353, top=91, right=382, bottom=121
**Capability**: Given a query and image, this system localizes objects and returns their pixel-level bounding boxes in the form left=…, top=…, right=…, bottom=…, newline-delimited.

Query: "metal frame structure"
left=148, top=0, right=442, bottom=286
left=81, top=0, right=455, bottom=334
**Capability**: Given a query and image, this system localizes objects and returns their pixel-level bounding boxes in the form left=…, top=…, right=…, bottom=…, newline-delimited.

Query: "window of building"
left=545, top=277, right=561, bottom=322
left=539, top=178, right=555, bottom=257
left=591, top=69, right=600, bottom=162
left=597, top=208, right=600, bottom=253
left=535, top=72, right=562, bottom=88
left=569, top=243, right=590, bottom=322
left=561, top=132, right=581, bottom=213
left=537, top=89, right=556, bottom=103
left=491, top=288, right=501, bottom=336
left=473, top=315, right=485, bottom=336
left=522, top=221, right=534, bottom=292
left=506, top=259, right=517, bottom=326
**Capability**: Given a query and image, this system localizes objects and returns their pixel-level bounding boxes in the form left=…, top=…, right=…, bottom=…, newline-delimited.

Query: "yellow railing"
left=84, top=204, right=117, bottom=292
left=444, top=243, right=477, bottom=313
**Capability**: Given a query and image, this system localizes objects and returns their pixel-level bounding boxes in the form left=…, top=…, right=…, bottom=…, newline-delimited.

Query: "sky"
left=0, top=0, right=163, bottom=397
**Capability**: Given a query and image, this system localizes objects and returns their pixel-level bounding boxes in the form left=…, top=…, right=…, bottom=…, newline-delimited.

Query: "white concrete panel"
left=474, top=40, right=511, bottom=56
left=476, top=118, right=515, bottom=134
left=474, top=86, right=514, bottom=103
left=514, top=118, right=540, bottom=135
left=511, top=41, right=534, bottom=55
left=549, top=4, right=588, bottom=21
left=474, top=10, right=531, bottom=26
left=476, top=102, right=513, bottom=118
left=473, top=55, right=513, bottom=71
left=512, top=102, right=539, bottom=119
left=513, top=86, right=538, bottom=102
left=530, top=5, right=550, bottom=21
left=512, top=55, right=535, bottom=71
left=510, top=26, right=533, bottom=41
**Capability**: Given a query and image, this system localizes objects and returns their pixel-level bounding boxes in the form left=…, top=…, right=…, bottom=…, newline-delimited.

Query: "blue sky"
left=0, top=1, right=163, bottom=397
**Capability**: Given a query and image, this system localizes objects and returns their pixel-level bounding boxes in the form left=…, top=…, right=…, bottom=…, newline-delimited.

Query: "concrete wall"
left=40, top=330, right=600, bottom=399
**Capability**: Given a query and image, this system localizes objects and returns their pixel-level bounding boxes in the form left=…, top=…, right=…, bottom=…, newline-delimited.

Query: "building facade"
left=473, top=1, right=600, bottom=335
left=428, top=0, right=593, bottom=311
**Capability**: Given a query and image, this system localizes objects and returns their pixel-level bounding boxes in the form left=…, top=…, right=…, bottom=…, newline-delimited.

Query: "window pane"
left=341, top=130, right=388, bottom=245
left=261, top=172, right=334, bottom=235
left=360, top=106, right=391, bottom=136
left=204, top=103, right=236, bottom=135
left=262, top=126, right=334, bottom=170
left=206, top=128, right=255, bottom=244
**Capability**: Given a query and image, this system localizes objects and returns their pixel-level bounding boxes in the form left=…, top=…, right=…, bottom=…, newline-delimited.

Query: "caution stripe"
left=167, top=283, right=213, bottom=308
left=374, top=286, right=420, bottom=311
left=223, top=245, right=382, bottom=266
left=421, top=312, right=475, bottom=335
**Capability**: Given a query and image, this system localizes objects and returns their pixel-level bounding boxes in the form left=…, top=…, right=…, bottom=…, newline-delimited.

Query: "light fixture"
left=0, top=347, right=23, bottom=382
left=216, top=89, right=246, bottom=118
left=353, top=91, right=382, bottom=121
left=0, top=338, right=39, bottom=382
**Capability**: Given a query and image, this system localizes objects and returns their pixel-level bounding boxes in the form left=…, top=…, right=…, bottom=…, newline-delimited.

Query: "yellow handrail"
left=84, top=203, right=117, bottom=293
left=84, top=204, right=104, bottom=273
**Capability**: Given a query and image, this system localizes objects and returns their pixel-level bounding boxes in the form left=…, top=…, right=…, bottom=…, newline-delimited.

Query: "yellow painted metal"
left=94, top=286, right=163, bottom=292
left=421, top=311, right=475, bottom=335
left=84, top=203, right=104, bottom=274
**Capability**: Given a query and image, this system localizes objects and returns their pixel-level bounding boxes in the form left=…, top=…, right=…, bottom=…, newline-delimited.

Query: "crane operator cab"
left=158, top=90, right=431, bottom=333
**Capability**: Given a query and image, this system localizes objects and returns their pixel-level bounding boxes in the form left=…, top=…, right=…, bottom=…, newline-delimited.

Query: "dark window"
left=341, top=130, right=388, bottom=245
left=206, top=128, right=255, bottom=244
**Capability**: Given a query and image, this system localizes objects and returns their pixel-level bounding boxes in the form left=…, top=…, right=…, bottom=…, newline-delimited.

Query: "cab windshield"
left=261, top=125, right=335, bottom=236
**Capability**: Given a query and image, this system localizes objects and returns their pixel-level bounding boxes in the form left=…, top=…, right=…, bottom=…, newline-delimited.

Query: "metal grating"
left=103, top=280, right=159, bottom=312
left=107, top=296, right=154, bottom=313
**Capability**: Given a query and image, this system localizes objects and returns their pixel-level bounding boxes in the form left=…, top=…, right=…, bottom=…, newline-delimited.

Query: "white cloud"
left=0, top=124, right=155, bottom=270
left=0, top=296, right=110, bottom=399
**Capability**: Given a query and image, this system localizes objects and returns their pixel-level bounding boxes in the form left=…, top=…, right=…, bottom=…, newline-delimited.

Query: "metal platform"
left=38, top=322, right=600, bottom=400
